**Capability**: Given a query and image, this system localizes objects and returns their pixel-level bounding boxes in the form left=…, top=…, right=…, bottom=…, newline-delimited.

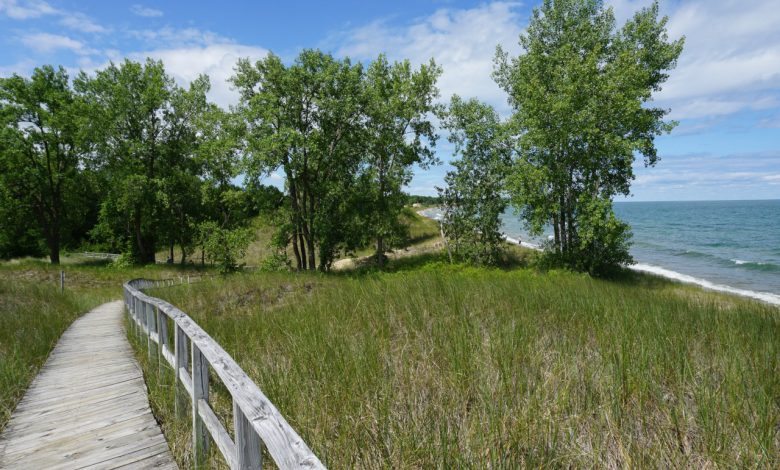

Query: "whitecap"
left=630, top=263, right=780, bottom=307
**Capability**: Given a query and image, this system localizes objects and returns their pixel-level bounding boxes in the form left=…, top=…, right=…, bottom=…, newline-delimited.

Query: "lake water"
left=421, top=200, right=780, bottom=304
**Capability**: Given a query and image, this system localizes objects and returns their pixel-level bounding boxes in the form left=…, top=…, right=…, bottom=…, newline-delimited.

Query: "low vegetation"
left=132, top=261, right=778, bottom=468
left=0, top=258, right=209, bottom=430
left=0, top=280, right=87, bottom=430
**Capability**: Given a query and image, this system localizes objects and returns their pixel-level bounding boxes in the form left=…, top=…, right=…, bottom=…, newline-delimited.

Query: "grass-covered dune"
left=147, top=262, right=779, bottom=468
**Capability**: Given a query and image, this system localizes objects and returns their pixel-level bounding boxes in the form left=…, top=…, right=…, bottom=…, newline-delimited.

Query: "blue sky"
left=1, top=0, right=778, bottom=201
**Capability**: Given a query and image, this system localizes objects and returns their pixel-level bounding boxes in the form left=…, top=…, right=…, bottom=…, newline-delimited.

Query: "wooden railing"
left=81, top=251, right=121, bottom=260
left=123, top=278, right=325, bottom=470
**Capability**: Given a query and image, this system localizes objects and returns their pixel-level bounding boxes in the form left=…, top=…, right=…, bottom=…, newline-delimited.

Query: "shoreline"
left=419, top=209, right=780, bottom=308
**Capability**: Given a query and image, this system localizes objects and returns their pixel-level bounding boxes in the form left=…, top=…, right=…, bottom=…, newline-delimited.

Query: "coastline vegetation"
left=136, top=256, right=778, bottom=468
left=1, top=0, right=777, bottom=468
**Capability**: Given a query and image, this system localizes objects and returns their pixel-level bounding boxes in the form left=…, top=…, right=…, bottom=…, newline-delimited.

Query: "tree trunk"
left=288, top=177, right=303, bottom=270
left=559, top=193, right=568, bottom=255
left=47, top=230, right=60, bottom=265
left=291, top=231, right=302, bottom=271
left=306, top=190, right=316, bottom=271
left=376, top=236, right=386, bottom=267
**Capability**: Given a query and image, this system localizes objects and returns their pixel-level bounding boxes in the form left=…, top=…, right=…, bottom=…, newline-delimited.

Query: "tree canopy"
left=0, top=5, right=684, bottom=276
left=494, top=0, right=683, bottom=274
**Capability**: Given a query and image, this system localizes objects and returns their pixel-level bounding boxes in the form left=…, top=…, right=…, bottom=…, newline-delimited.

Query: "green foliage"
left=198, top=221, right=253, bottom=273
left=362, top=55, right=442, bottom=264
left=0, top=65, right=93, bottom=263
left=75, top=59, right=210, bottom=264
left=260, top=252, right=292, bottom=272
left=438, top=96, right=511, bottom=266
left=0, top=185, right=45, bottom=259
left=110, top=251, right=136, bottom=270
left=404, top=194, right=441, bottom=206
left=233, top=50, right=368, bottom=271
left=494, top=0, right=684, bottom=274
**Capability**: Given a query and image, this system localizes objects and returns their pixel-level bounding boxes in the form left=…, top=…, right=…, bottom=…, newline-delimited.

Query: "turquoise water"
left=422, top=200, right=780, bottom=300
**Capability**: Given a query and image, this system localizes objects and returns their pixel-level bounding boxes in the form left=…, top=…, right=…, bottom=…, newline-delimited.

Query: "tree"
left=0, top=66, right=90, bottom=264
left=438, top=96, right=512, bottom=266
left=362, top=55, right=441, bottom=266
left=76, top=59, right=210, bottom=264
left=494, top=0, right=683, bottom=274
left=233, top=50, right=365, bottom=271
left=197, top=221, right=252, bottom=273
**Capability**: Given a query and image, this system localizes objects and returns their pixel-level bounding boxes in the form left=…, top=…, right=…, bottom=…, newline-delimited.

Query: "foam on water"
left=630, top=263, right=780, bottom=306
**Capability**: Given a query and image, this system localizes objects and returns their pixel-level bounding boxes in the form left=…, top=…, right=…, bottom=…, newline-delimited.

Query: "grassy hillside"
left=3, top=211, right=778, bottom=467
left=142, top=264, right=778, bottom=468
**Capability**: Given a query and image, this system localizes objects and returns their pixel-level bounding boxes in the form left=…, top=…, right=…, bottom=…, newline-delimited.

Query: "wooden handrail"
left=123, top=278, right=325, bottom=470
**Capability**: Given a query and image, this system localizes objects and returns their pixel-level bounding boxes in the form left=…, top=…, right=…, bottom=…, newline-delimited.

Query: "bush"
left=198, top=222, right=253, bottom=273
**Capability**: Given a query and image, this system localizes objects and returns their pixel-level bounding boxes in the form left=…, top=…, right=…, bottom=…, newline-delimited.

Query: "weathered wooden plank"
left=127, top=279, right=325, bottom=469
left=192, top=343, right=210, bottom=467
left=235, top=398, right=263, bottom=470
left=0, top=301, right=176, bottom=469
left=198, top=398, right=237, bottom=469
left=175, top=324, right=190, bottom=419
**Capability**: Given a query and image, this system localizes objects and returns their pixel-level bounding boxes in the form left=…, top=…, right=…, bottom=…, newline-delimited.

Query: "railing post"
left=174, top=325, right=189, bottom=419
left=192, top=343, right=210, bottom=467
left=146, top=302, right=155, bottom=360
left=136, top=299, right=143, bottom=341
left=234, top=400, right=263, bottom=470
left=157, top=306, right=167, bottom=377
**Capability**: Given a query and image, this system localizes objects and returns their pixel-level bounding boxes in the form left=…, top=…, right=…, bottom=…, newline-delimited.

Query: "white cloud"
left=334, top=1, right=780, bottom=122
left=762, top=174, right=780, bottom=183
left=333, top=2, right=524, bottom=113
left=627, top=151, right=780, bottom=200
left=20, top=32, right=96, bottom=55
left=133, top=43, right=269, bottom=108
left=614, top=0, right=780, bottom=121
left=129, top=26, right=224, bottom=48
left=669, top=95, right=779, bottom=120
left=59, top=12, right=108, bottom=34
left=1, top=1, right=108, bottom=34
left=0, top=0, right=57, bottom=19
left=131, top=4, right=163, bottom=18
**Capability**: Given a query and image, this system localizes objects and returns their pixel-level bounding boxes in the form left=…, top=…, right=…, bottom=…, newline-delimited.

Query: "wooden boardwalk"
left=0, top=301, right=176, bottom=469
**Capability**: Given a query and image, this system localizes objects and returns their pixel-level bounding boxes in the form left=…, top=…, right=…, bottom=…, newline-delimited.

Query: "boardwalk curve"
left=0, top=301, right=176, bottom=469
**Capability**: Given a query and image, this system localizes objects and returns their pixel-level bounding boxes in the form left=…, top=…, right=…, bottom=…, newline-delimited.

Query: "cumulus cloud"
left=333, top=0, right=780, bottom=123
left=20, top=32, right=96, bottom=55
left=131, top=4, right=163, bottom=18
left=333, top=2, right=524, bottom=113
left=0, top=0, right=57, bottom=19
left=132, top=43, right=269, bottom=108
left=615, top=0, right=780, bottom=121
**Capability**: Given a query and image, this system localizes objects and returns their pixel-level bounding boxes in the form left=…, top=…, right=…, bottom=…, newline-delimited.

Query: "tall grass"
left=0, top=281, right=91, bottom=429
left=141, top=265, right=779, bottom=468
left=0, top=258, right=216, bottom=431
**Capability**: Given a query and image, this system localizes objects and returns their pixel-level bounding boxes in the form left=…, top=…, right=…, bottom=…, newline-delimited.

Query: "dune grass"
left=0, top=258, right=215, bottom=431
left=137, top=263, right=779, bottom=468
left=0, top=280, right=90, bottom=430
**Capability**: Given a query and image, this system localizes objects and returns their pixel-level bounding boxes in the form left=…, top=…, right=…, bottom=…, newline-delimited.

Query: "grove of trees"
left=0, top=0, right=682, bottom=276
